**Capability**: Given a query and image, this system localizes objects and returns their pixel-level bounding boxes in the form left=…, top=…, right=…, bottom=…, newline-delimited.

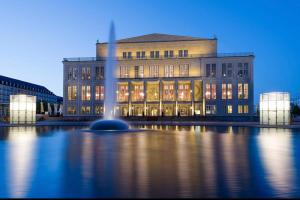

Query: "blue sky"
left=0, top=0, right=299, bottom=105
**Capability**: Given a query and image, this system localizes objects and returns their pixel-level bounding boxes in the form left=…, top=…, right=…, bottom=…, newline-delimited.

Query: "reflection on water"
left=0, top=125, right=300, bottom=198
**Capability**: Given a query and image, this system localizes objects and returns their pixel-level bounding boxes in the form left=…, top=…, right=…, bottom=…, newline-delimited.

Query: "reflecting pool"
left=0, top=125, right=300, bottom=198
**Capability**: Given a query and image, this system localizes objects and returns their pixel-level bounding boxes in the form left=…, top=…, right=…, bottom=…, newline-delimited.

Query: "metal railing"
left=63, top=52, right=254, bottom=62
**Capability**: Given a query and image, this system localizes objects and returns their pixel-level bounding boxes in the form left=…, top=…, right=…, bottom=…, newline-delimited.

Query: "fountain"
left=90, top=22, right=129, bottom=131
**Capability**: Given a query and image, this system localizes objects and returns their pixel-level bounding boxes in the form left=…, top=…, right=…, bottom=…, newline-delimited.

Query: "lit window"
left=117, top=83, right=128, bottom=102
left=178, top=82, right=191, bottom=101
left=95, top=85, right=104, bottom=100
left=120, top=66, right=129, bottom=78
left=244, top=83, right=248, bottom=99
left=131, top=82, right=144, bottom=101
left=81, top=106, right=91, bottom=114
left=82, top=67, right=91, bottom=80
left=164, top=65, right=174, bottom=77
left=244, top=105, right=249, bottom=113
left=67, top=86, right=77, bottom=101
left=227, top=105, right=232, bottom=114
left=238, top=105, right=243, bottom=114
left=134, top=66, right=144, bottom=78
left=179, top=64, right=189, bottom=77
left=81, top=86, right=91, bottom=101
left=238, top=83, right=243, bottom=99
left=222, top=84, right=226, bottom=99
left=211, top=84, right=216, bottom=99
left=95, top=105, right=104, bottom=115
left=67, top=106, right=76, bottom=114
left=149, top=65, right=159, bottom=77
left=163, top=82, right=175, bottom=101
left=205, top=84, right=211, bottom=100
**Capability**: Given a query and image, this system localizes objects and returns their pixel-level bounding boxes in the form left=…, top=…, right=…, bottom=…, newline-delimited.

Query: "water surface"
left=0, top=125, right=300, bottom=198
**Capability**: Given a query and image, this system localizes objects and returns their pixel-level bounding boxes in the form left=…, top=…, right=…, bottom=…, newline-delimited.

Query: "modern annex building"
left=63, top=33, right=254, bottom=118
left=0, top=75, right=63, bottom=120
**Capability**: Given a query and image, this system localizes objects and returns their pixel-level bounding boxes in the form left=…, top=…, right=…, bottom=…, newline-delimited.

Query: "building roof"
left=114, top=33, right=215, bottom=44
left=0, top=74, right=58, bottom=96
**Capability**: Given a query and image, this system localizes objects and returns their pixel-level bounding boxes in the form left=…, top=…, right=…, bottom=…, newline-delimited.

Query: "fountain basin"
left=89, top=119, right=129, bottom=131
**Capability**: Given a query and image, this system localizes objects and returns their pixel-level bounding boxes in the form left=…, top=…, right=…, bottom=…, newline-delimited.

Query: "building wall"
left=63, top=54, right=254, bottom=117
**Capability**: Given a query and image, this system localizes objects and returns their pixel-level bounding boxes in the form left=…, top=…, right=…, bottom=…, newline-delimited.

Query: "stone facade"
left=63, top=33, right=254, bottom=118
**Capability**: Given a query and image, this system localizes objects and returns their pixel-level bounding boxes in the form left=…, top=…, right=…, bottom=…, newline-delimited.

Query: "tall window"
left=222, top=83, right=232, bottom=99
left=131, top=83, right=144, bottom=101
left=238, top=83, right=248, bottom=99
left=205, top=83, right=216, bottom=100
left=178, top=82, right=191, bottom=101
left=238, top=105, right=243, bottom=114
left=82, top=67, right=91, bottom=80
left=222, top=63, right=233, bottom=77
left=163, top=82, right=175, bottom=101
left=68, top=67, right=77, bottom=80
left=67, top=86, right=77, bottom=100
left=238, top=63, right=249, bottom=78
left=238, top=105, right=249, bottom=114
left=206, top=63, right=216, bottom=77
left=134, top=66, right=144, bottom=78
left=117, top=84, right=129, bottom=102
left=179, top=64, right=189, bottom=76
left=149, top=65, right=159, bottom=77
left=120, top=66, right=129, bottom=78
left=95, top=85, right=104, bottom=100
left=227, top=105, right=232, bottom=114
left=81, top=86, right=91, bottom=101
left=164, top=65, right=174, bottom=77
left=95, top=105, right=104, bottom=115
left=95, top=66, right=104, bottom=80
left=244, top=105, right=249, bottom=113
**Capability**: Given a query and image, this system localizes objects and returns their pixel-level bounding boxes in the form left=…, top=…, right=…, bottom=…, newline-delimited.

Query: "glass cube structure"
left=10, top=94, right=36, bottom=124
left=260, top=92, right=290, bottom=125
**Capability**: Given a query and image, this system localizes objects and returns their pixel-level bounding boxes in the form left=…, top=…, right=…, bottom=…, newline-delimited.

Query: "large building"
left=0, top=75, right=63, bottom=120
left=63, top=33, right=254, bottom=118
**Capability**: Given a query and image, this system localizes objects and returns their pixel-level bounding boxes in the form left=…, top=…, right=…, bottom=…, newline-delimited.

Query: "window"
left=205, top=84, right=211, bottom=100
left=96, top=66, right=104, bottom=80
left=179, top=50, right=188, bottom=57
left=81, top=86, right=91, bottom=101
left=131, top=83, right=144, bottom=101
left=95, top=85, right=104, bottom=100
left=163, top=82, right=175, bottom=101
left=164, top=65, right=174, bottom=77
left=82, top=67, right=91, bottom=80
left=244, top=83, right=248, bottom=99
left=184, top=50, right=188, bottom=57
left=134, top=66, right=144, bottom=78
left=67, top=86, right=77, bottom=100
left=81, top=106, right=91, bottom=114
left=206, top=63, right=216, bottom=77
left=68, top=67, right=77, bottom=80
left=238, top=83, right=243, bottom=99
left=179, top=50, right=183, bottom=57
left=206, top=83, right=216, bottom=100
left=222, top=63, right=233, bottom=77
left=244, top=63, right=249, bottom=77
left=150, top=51, right=159, bottom=58
left=95, top=105, right=104, bottom=115
left=227, top=105, right=232, bottom=114
left=238, top=83, right=248, bottom=99
left=206, top=64, right=211, bottom=77
left=149, top=65, right=159, bottom=77
left=67, top=106, right=76, bottom=114
left=178, top=82, right=191, bottom=101
left=205, top=105, right=216, bottom=114
left=179, top=64, right=189, bottom=76
left=120, top=66, right=129, bottom=78
left=222, top=83, right=232, bottom=99
left=244, top=105, right=249, bottom=113
left=123, top=52, right=132, bottom=59
left=238, top=105, right=243, bottom=114
left=238, top=63, right=243, bottom=77
left=136, top=51, right=145, bottom=59
left=164, top=50, right=174, bottom=58
left=117, top=84, right=129, bottom=102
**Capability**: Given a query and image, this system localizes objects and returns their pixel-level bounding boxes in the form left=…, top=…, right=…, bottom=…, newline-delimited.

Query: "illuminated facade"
left=63, top=33, right=254, bottom=117
left=10, top=94, right=36, bottom=124
left=260, top=92, right=290, bottom=125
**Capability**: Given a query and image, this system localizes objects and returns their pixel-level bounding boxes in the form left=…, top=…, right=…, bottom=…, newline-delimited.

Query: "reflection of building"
left=0, top=75, right=62, bottom=120
left=63, top=33, right=254, bottom=118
